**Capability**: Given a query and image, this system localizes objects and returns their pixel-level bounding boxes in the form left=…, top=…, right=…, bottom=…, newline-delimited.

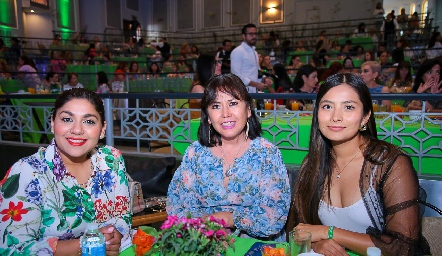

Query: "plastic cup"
left=409, top=110, right=422, bottom=121
left=291, top=101, right=299, bottom=111
left=289, top=230, right=311, bottom=256
left=28, top=87, right=36, bottom=94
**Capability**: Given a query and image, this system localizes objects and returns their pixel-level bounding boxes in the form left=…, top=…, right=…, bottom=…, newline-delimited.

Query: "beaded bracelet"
left=328, top=226, right=335, bottom=239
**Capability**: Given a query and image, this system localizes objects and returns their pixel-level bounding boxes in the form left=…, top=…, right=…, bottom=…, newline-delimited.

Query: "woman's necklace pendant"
left=226, top=167, right=234, bottom=177
left=336, top=174, right=341, bottom=179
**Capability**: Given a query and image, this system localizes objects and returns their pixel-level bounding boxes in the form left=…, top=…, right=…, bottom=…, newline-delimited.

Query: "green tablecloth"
left=119, top=236, right=360, bottom=256
left=0, top=79, right=26, bottom=93
left=172, top=115, right=442, bottom=174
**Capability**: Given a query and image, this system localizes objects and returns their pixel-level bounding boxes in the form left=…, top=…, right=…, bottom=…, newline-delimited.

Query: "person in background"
left=343, top=57, right=357, bottom=74
left=96, top=71, right=112, bottom=94
left=407, top=59, right=442, bottom=113
left=426, top=32, right=442, bottom=60
left=359, top=61, right=391, bottom=110
left=84, top=43, right=97, bottom=64
left=291, top=64, right=318, bottom=108
left=352, top=23, right=368, bottom=38
left=189, top=45, right=200, bottom=59
left=50, top=50, right=66, bottom=76
left=287, top=55, right=303, bottom=75
left=364, top=50, right=375, bottom=62
left=408, top=12, right=420, bottom=34
left=216, top=39, right=233, bottom=74
left=128, top=61, right=142, bottom=80
left=286, top=73, right=429, bottom=255
left=272, top=63, right=292, bottom=93
left=114, top=61, right=128, bottom=81
left=129, top=15, right=140, bottom=39
left=190, top=54, right=222, bottom=96
left=0, top=88, right=132, bottom=255
left=0, top=60, right=11, bottom=79
left=397, top=38, right=414, bottom=59
left=231, top=23, right=272, bottom=93
left=64, top=72, right=84, bottom=91
left=386, top=60, right=413, bottom=92
left=373, top=2, right=385, bottom=31
left=381, top=13, right=399, bottom=43
left=151, top=37, right=171, bottom=60
left=167, top=74, right=290, bottom=241
left=147, top=62, right=161, bottom=79
left=40, top=71, right=61, bottom=93
left=17, top=55, right=41, bottom=90
left=396, top=8, right=408, bottom=31
left=260, top=55, right=273, bottom=73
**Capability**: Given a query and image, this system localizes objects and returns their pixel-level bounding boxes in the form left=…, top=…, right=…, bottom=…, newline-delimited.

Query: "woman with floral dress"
left=0, top=88, right=132, bottom=255
left=167, top=74, right=290, bottom=241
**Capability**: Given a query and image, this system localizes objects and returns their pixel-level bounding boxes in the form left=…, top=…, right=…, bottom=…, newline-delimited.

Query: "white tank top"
left=318, top=194, right=373, bottom=234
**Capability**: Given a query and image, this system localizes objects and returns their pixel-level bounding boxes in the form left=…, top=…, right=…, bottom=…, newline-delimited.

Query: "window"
left=421, top=1, right=428, bottom=26
left=410, top=4, right=416, bottom=15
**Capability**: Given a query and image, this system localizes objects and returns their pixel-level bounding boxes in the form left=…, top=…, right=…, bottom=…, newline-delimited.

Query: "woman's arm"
left=232, top=142, right=291, bottom=238
left=369, top=155, right=423, bottom=254
left=0, top=161, right=62, bottom=254
left=381, top=86, right=392, bottom=111
left=166, top=146, right=205, bottom=217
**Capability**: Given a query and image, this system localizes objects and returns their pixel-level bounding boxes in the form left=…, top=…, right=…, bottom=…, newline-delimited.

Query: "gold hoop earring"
left=359, top=124, right=367, bottom=131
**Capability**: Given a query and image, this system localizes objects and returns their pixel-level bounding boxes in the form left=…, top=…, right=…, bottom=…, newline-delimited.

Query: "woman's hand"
left=430, top=78, right=442, bottom=94
left=312, top=239, right=347, bottom=256
left=417, top=77, right=436, bottom=93
left=206, top=212, right=234, bottom=228
left=295, top=223, right=328, bottom=242
left=99, top=225, right=122, bottom=256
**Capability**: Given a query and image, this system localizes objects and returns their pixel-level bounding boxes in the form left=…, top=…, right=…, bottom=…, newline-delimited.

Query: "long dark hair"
left=52, top=88, right=105, bottom=125
left=97, top=71, right=111, bottom=92
left=391, top=60, right=412, bottom=86
left=272, top=63, right=292, bottom=91
left=294, top=73, right=398, bottom=225
left=198, top=74, right=262, bottom=147
left=293, top=64, right=317, bottom=92
left=412, top=59, right=440, bottom=92
left=428, top=32, right=440, bottom=48
left=194, top=54, right=215, bottom=88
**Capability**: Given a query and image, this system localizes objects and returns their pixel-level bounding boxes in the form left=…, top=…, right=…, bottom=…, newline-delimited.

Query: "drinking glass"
left=291, top=101, right=299, bottom=111
left=264, top=100, right=274, bottom=110
left=372, top=100, right=379, bottom=112
left=289, top=230, right=311, bottom=256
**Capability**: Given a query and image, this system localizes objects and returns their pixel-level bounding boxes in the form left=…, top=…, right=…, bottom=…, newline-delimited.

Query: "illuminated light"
left=31, top=10, right=35, bottom=12
left=268, top=4, right=277, bottom=13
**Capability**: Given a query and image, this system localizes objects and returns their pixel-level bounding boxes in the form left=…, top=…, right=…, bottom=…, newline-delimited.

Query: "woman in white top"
left=286, top=73, right=429, bottom=255
left=426, top=32, right=442, bottom=60
left=64, top=72, right=84, bottom=91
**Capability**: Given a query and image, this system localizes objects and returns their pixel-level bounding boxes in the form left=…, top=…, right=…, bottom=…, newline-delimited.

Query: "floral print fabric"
left=167, top=137, right=290, bottom=241
left=0, top=140, right=132, bottom=255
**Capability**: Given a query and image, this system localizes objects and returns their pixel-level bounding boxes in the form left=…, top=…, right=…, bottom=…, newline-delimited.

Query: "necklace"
left=78, top=160, right=93, bottom=188
left=220, top=139, right=247, bottom=177
left=334, top=150, right=360, bottom=179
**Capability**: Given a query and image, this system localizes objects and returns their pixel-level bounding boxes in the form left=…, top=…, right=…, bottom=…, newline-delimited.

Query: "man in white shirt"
left=231, top=23, right=270, bottom=93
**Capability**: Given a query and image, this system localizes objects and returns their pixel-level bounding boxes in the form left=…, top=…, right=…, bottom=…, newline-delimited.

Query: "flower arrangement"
left=133, top=215, right=235, bottom=256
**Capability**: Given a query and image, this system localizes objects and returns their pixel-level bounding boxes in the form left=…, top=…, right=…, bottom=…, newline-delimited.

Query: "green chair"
left=0, top=79, right=26, bottom=93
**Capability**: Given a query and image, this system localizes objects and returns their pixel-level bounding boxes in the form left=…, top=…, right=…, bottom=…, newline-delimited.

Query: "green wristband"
left=328, top=226, right=334, bottom=239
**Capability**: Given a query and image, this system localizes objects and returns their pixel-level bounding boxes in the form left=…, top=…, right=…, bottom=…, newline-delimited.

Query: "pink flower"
left=204, top=230, right=214, bottom=237
left=161, top=215, right=179, bottom=229
left=215, top=229, right=227, bottom=238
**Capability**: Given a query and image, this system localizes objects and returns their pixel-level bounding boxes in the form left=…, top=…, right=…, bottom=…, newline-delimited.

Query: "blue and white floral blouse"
left=167, top=137, right=290, bottom=240
left=0, top=139, right=132, bottom=255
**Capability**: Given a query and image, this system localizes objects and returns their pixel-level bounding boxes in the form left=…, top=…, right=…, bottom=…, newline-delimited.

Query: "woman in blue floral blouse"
left=0, top=88, right=132, bottom=255
left=167, top=74, right=290, bottom=241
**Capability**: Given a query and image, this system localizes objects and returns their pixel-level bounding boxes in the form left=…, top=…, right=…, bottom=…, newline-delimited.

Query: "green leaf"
left=6, top=234, right=19, bottom=246
left=1, top=174, right=20, bottom=198
left=139, top=226, right=159, bottom=238
left=71, top=218, right=82, bottom=229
